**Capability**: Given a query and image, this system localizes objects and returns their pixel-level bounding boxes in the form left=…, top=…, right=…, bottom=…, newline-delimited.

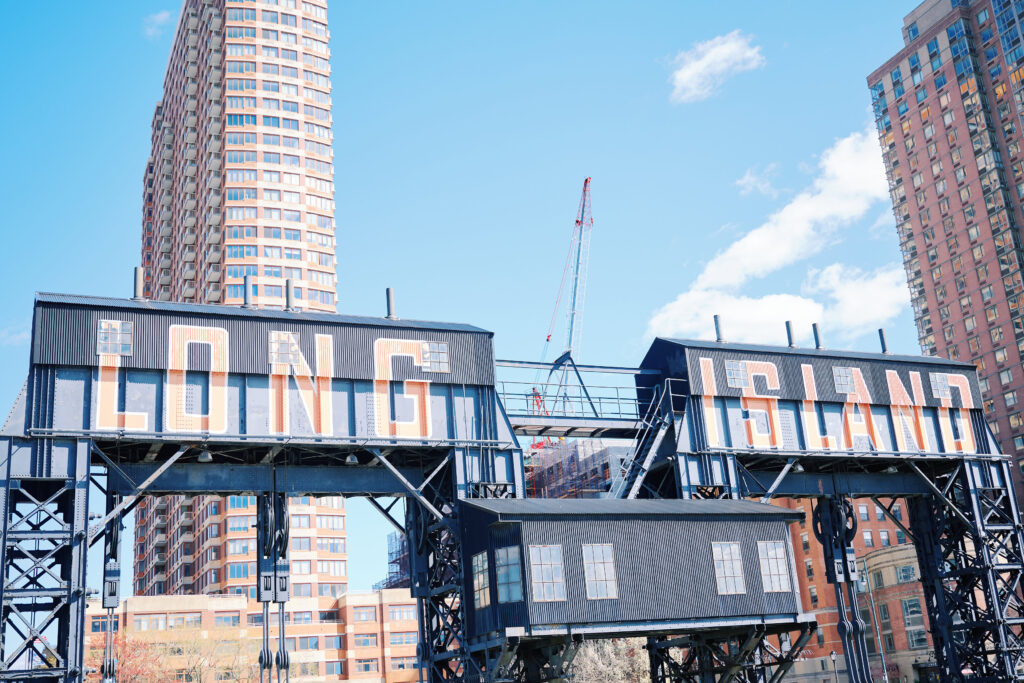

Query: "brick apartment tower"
left=134, top=0, right=344, bottom=601
left=869, top=0, right=1024, bottom=490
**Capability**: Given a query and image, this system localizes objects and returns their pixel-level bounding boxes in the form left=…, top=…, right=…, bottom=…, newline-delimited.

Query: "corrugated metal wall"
left=461, top=509, right=801, bottom=639
left=32, top=299, right=494, bottom=386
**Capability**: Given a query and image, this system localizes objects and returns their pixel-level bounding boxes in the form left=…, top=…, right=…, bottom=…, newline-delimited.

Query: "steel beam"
left=739, top=469, right=933, bottom=498
left=106, top=462, right=425, bottom=496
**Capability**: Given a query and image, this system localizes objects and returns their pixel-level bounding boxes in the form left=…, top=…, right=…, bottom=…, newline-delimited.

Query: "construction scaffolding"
left=525, top=439, right=630, bottom=499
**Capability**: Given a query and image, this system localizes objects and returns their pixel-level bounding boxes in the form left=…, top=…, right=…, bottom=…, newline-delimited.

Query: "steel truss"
left=632, top=430, right=1024, bottom=683
left=0, top=439, right=90, bottom=682
left=647, top=622, right=815, bottom=683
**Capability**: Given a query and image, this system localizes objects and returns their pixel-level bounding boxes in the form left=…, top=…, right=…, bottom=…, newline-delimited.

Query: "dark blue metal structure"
left=458, top=498, right=815, bottom=681
left=598, top=337, right=1024, bottom=683
left=2, top=293, right=1023, bottom=683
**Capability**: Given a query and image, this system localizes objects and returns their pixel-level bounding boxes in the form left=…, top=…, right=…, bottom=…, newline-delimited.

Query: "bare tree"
left=572, top=638, right=650, bottom=682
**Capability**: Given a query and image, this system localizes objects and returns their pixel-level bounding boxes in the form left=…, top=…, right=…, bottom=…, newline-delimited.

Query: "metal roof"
left=34, top=292, right=492, bottom=335
left=462, top=498, right=803, bottom=520
left=656, top=337, right=972, bottom=369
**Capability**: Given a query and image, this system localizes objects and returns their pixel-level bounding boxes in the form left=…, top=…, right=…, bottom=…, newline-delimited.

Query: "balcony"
left=206, top=210, right=222, bottom=225
left=186, top=47, right=198, bottom=63
left=184, top=178, right=197, bottom=193
left=207, top=119, right=221, bottom=136
left=185, top=97, right=197, bottom=113
left=158, top=286, right=171, bottom=301
left=185, top=81, right=198, bottom=97
left=184, top=113, right=198, bottom=128
left=182, top=226, right=197, bottom=244
left=183, top=263, right=197, bottom=280
left=208, top=155, right=221, bottom=171
left=158, top=237, right=172, bottom=254
left=187, top=15, right=198, bottom=30
left=209, top=14, right=222, bottom=30
left=159, top=255, right=171, bottom=270
left=183, top=163, right=197, bottom=178
left=161, top=146, right=173, bottom=161
left=207, top=135, right=221, bottom=153
left=207, top=172, right=221, bottom=188
left=185, top=64, right=198, bottom=79
left=208, top=102, right=223, bottom=117
left=184, top=146, right=197, bottom=161
left=209, top=32, right=222, bottom=49
left=161, top=175, right=172, bottom=191
left=183, top=246, right=197, bottom=262
left=207, top=283, right=222, bottom=301
left=183, top=195, right=197, bottom=211
left=207, top=190, right=221, bottom=207
left=209, top=67, right=223, bottom=82
left=207, top=227, right=223, bottom=245
left=159, top=269, right=171, bottom=285
left=183, top=280, right=197, bottom=298
left=159, top=221, right=171, bottom=238
left=207, top=85, right=222, bottom=100
left=160, top=159, right=173, bottom=175
left=206, top=246, right=222, bottom=263
left=206, top=264, right=222, bottom=282
left=161, top=129, right=174, bottom=146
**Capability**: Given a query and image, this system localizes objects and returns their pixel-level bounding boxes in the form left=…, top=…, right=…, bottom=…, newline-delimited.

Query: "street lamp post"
left=860, top=557, right=890, bottom=683
left=830, top=650, right=840, bottom=683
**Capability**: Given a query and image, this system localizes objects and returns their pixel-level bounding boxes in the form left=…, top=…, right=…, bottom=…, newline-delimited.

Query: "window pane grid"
left=472, top=552, right=490, bottom=608
left=528, top=545, right=566, bottom=602
left=712, top=542, right=746, bottom=595
left=757, top=541, right=791, bottom=592
left=495, top=546, right=523, bottom=603
left=582, top=544, right=618, bottom=599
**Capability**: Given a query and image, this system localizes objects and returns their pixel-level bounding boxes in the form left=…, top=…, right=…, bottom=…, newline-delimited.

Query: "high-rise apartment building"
left=140, top=0, right=336, bottom=310
left=869, top=0, right=1024, bottom=486
left=134, top=0, right=346, bottom=606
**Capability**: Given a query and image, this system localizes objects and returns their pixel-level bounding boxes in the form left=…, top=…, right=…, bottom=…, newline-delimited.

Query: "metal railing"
left=496, top=380, right=654, bottom=421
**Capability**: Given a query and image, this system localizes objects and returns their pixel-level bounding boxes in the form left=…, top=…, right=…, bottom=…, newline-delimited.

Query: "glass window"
left=495, top=546, right=523, bottom=603
left=472, top=552, right=490, bottom=609
left=897, top=565, right=916, bottom=583
left=354, top=634, right=377, bottom=647
left=353, top=607, right=376, bottom=622
left=858, top=504, right=869, bottom=521
left=582, top=544, right=618, bottom=599
left=757, top=541, right=791, bottom=592
left=97, top=320, right=133, bottom=355
left=388, top=605, right=417, bottom=621
left=880, top=530, right=891, bottom=546
left=528, top=545, right=566, bottom=602
left=712, top=542, right=746, bottom=595
left=863, top=530, right=874, bottom=547
left=356, top=659, right=379, bottom=673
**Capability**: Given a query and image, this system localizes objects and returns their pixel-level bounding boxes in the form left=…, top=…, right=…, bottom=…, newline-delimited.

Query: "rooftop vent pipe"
left=713, top=315, right=724, bottom=343
left=785, top=321, right=795, bottom=348
left=386, top=288, right=398, bottom=320
left=132, top=267, right=146, bottom=301
left=812, top=323, right=823, bottom=350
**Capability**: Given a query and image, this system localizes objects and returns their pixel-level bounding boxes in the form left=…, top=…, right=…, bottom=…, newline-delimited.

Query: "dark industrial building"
left=458, top=498, right=812, bottom=649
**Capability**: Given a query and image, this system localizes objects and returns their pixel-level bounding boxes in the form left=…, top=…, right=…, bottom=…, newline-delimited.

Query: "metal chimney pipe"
left=879, top=328, right=890, bottom=354
left=386, top=288, right=397, bottom=320
left=284, top=278, right=294, bottom=311
left=242, top=275, right=253, bottom=308
left=785, top=321, right=795, bottom=348
left=713, top=315, right=724, bottom=343
left=132, top=267, right=146, bottom=301
left=812, top=323, right=822, bottom=350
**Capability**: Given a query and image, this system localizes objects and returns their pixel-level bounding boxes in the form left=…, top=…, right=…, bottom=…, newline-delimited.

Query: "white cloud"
left=0, top=325, right=29, bottom=348
left=647, top=289, right=823, bottom=345
left=669, top=30, right=765, bottom=104
left=694, top=125, right=888, bottom=291
left=143, top=10, right=172, bottom=39
left=736, top=163, right=779, bottom=198
left=645, top=124, right=908, bottom=348
left=808, top=263, right=910, bottom=342
left=646, top=263, right=909, bottom=345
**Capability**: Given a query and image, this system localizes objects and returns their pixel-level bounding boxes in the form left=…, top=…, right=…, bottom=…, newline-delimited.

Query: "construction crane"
left=532, top=177, right=597, bottom=419
left=525, top=178, right=596, bottom=498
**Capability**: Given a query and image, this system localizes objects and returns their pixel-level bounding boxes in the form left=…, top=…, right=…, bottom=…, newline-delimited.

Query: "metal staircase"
left=612, top=385, right=673, bottom=499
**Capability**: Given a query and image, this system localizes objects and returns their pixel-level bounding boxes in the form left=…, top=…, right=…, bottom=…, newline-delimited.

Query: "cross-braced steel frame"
left=625, top=394, right=1024, bottom=683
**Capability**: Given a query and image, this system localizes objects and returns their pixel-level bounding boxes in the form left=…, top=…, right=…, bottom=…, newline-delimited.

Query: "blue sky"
left=0, top=1, right=920, bottom=591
